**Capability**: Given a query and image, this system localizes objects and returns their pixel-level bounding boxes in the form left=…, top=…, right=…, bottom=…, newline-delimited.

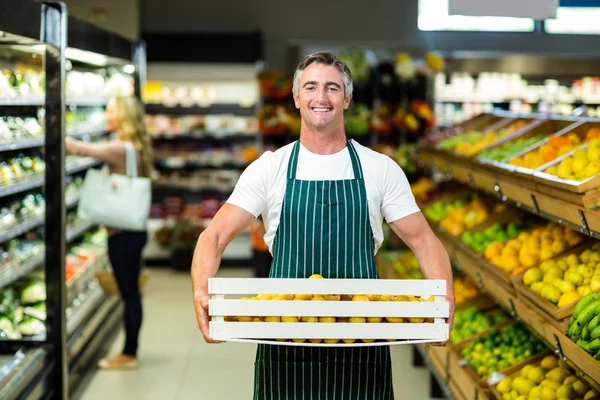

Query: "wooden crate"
left=511, top=241, right=597, bottom=330
left=449, top=348, right=490, bottom=400
left=535, top=192, right=587, bottom=228
left=428, top=344, right=449, bottom=381
left=208, top=278, right=450, bottom=346
left=449, top=379, right=471, bottom=400
left=550, top=327, right=600, bottom=386
left=488, top=350, right=562, bottom=400
left=497, top=179, right=537, bottom=209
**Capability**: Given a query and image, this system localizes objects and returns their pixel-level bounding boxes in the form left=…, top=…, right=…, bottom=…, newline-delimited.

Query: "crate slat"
left=209, top=299, right=450, bottom=318
left=210, top=321, right=449, bottom=341
left=208, top=278, right=447, bottom=296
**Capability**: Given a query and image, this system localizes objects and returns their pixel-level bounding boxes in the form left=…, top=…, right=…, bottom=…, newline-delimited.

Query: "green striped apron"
left=253, top=140, right=394, bottom=400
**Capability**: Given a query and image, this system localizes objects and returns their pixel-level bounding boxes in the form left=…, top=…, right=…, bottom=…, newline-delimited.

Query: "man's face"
left=293, top=63, right=352, bottom=132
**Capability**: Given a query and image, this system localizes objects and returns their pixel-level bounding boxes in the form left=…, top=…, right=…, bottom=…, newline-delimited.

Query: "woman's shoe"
left=97, top=354, right=138, bottom=370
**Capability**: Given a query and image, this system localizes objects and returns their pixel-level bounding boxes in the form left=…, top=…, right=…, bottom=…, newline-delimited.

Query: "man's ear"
left=293, top=92, right=300, bottom=109
left=344, top=93, right=353, bottom=110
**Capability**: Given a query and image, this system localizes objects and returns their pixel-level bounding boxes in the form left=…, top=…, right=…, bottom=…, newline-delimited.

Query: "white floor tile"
left=74, top=267, right=437, bottom=400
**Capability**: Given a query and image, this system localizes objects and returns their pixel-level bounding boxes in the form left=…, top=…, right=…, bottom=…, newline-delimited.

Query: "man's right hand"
left=194, top=293, right=222, bottom=344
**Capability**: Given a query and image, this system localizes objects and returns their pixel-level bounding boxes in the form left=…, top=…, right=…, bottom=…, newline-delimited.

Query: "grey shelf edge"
left=66, top=283, right=105, bottom=337
left=0, top=138, right=44, bottom=152
left=66, top=99, right=109, bottom=107
left=0, top=160, right=98, bottom=200
left=0, top=98, right=44, bottom=106
left=0, top=215, right=44, bottom=244
left=0, top=347, right=48, bottom=400
left=413, top=344, right=456, bottom=400
left=67, top=295, right=121, bottom=362
left=0, top=252, right=45, bottom=290
left=66, top=221, right=97, bottom=244
left=67, top=130, right=107, bottom=140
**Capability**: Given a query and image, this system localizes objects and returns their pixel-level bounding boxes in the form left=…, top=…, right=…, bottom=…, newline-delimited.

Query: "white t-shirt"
left=227, top=140, right=420, bottom=254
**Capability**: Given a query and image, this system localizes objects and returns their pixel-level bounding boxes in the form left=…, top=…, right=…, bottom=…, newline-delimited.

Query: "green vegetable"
left=0, top=316, right=21, bottom=339
left=21, top=281, right=46, bottom=305
left=18, top=316, right=45, bottom=336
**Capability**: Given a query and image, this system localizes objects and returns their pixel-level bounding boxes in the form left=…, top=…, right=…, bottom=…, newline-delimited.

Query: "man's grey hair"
left=292, top=51, right=353, bottom=99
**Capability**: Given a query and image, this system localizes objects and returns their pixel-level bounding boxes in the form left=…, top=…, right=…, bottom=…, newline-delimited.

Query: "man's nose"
left=316, top=87, right=327, bottom=102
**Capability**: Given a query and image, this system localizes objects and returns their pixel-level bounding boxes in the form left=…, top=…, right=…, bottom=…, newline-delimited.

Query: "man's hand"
left=431, top=292, right=455, bottom=347
left=193, top=292, right=222, bottom=344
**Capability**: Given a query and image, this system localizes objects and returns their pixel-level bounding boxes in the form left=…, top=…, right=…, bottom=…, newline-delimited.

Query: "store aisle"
left=73, top=268, right=436, bottom=400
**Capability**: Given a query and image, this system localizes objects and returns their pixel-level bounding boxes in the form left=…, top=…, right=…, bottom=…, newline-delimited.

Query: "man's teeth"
left=313, top=108, right=330, bottom=112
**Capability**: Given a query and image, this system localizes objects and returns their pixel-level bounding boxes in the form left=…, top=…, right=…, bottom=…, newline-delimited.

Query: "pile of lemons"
left=229, top=274, right=434, bottom=344
left=495, top=354, right=599, bottom=400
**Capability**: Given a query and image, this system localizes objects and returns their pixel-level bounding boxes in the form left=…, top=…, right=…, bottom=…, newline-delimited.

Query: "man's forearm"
left=191, top=230, right=224, bottom=297
left=413, top=234, right=454, bottom=295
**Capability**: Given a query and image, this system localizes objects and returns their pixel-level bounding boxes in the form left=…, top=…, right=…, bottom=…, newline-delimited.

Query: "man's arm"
left=388, top=212, right=455, bottom=345
left=191, top=203, right=256, bottom=343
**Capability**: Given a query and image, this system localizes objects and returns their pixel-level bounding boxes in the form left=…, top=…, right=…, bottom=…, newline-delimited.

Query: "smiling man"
left=191, top=50, right=455, bottom=399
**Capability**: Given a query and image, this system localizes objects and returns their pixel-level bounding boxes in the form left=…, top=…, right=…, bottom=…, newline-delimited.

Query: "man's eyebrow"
left=302, top=81, right=342, bottom=88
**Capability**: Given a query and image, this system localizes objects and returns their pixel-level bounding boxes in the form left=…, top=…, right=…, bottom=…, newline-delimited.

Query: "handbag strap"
left=124, top=142, right=138, bottom=178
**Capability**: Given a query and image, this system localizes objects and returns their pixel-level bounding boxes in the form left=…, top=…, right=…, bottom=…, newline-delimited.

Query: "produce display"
left=0, top=117, right=43, bottom=142
left=344, top=105, right=371, bottom=136
left=508, top=132, right=584, bottom=169
left=461, top=221, right=531, bottom=254
left=379, top=250, right=424, bottom=280
left=450, top=307, right=509, bottom=344
left=0, top=154, right=45, bottom=184
left=544, top=139, right=600, bottom=181
left=454, top=275, right=479, bottom=306
left=484, top=221, right=586, bottom=276
left=437, top=120, right=529, bottom=156
left=495, top=354, right=599, bottom=400
left=568, top=292, right=600, bottom=360
left=478, top=134, right=546, bottom=162
left=461, top=323, right=547, bottom=377
left=523, top=243, right=600, bottom=308
left=438, top=197, right=502, bottom=236
left=423, top=198, right=469, bottom=222
left=0, top=68, right=44, bottom=99
left=0, top=278, right=46, bottom=339
left=66, top=108, right=106, bottom=134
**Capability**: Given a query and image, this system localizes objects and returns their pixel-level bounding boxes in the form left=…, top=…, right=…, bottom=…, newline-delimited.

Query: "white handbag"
left=77, top=142, right=151, bottom=231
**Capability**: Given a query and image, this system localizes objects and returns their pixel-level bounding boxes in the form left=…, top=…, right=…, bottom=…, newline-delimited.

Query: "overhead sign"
left=449, top=0, right=558, bottom=19
left=559, top=0, right=600, bottom=6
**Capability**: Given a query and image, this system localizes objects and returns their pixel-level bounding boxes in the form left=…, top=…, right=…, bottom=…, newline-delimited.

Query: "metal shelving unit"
left=145, top=103, right=256, bottom=116
left=0, top=3, right=146, bottom=399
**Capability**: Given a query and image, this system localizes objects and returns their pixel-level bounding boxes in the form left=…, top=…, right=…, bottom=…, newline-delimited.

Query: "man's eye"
left=305, top=86, right=315, bottom=91
left=327, top=87, right=338, bottom=92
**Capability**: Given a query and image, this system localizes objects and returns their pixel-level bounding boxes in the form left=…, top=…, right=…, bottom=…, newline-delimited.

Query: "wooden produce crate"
left=457, top=335, right=552, bottom=396
left=449, top=347, right=490, bottom=400
left=503, top=119, right=587, bottom=180
left=533, top=140, right=600, bottom=203
left=552, top=326, right=600, bottom=387
left=449, top=379, right=470, bottom=400
left=208, top=278, right=450, bottom=346
left=512, top=241, right=597, bottom=333
left=488, top=350, right=563, bottom=400
left=427, top=344, right=449, bottom=381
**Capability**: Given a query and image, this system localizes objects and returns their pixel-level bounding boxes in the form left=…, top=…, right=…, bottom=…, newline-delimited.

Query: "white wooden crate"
left=208, top=278, right=450, bottom=347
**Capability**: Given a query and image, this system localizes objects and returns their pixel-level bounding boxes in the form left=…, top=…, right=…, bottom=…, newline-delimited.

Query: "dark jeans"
left=108, top=231, right=148, bottom=357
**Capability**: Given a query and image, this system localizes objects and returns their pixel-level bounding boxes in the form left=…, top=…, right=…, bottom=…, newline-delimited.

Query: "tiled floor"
left=73, top=268, right=436, bottom=400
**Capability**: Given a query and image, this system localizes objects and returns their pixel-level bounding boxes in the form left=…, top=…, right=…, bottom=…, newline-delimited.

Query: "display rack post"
left=43, top=2, right=68, bottom=398
left=133, top=41, right=147, bottom=100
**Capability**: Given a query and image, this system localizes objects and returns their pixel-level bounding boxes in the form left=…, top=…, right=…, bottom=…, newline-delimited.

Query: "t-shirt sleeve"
left=381, top=156, right=421, bottom=223
left=226, top=152, right=270, bottom=218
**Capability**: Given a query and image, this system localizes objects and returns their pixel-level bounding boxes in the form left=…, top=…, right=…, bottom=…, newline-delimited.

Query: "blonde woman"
left=65, top=95, right=153, bottom=370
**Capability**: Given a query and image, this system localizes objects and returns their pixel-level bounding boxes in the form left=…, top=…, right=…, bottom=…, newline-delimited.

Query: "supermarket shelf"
left=0, top=138, right=44, bottom=152
left=66, top=98, right=109, bottom=107
left=153, top=160, right=249, bottom=171
left=66, top=283, right=105, bottom=337
left=145, top=103, right=256, bottom=116
left=427, top=218, right=600, bottom=387
left=0, top=97, right=44, bottom=106
left=151, top=132, right=259, bottom=142
left=66, top=220, right=97, bottom=244
left=67, top=129, right=107, bottom=140
left=413, top=344, right=455, bottom=400
left=67, top=294, right=122, bottom=381
left=0, top=251, right=44, bottom=290
left=0, top=215, right=44, bottom=244
left=152, top=180, right=233, bottom=196
left=66, top=158, right=102, bottom=175
left=0, top=159, right=98, bottom=200
left=0, top=347, right=48, bottom=400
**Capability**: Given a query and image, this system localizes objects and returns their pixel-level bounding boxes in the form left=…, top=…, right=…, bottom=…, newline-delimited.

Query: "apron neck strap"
left=287, top=139, right=364, bottom=181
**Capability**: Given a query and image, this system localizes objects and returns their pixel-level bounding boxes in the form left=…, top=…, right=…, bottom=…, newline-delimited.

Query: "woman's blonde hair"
left=113, top=95, right=153, bottom=178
